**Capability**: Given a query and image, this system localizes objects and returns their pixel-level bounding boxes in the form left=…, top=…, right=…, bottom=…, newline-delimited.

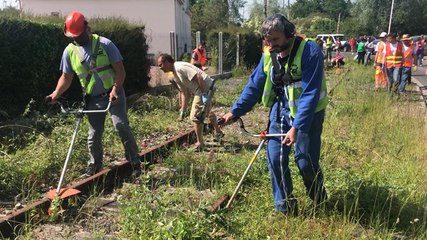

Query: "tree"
left=243, top=0, right=286, bottom=33
left=322, top=0, right=349, bottom=20
left=191, top=0, right=229, bottom=39
left=228, top=0, right=247, bottom=24
left=290, top=0, right=320, bottom=18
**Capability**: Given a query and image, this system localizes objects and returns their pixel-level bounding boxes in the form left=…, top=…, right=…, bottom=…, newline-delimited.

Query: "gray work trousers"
left=86, top=87, right=140, bottom=168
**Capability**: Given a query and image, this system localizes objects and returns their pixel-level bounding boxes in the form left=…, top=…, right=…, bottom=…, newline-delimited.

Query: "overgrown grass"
left=118, top=62, right=426, bottom=239
left=2, top=63, right=426, bottom=238
left=0, top=91, right=183, bottom=200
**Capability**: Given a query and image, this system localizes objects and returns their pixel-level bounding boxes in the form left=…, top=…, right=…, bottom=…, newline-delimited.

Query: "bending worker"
left=157, top=53, right=223, bottom=152
left=48, top=11, right=141, bottom=178
left=221, top=14, right=328, bottom=215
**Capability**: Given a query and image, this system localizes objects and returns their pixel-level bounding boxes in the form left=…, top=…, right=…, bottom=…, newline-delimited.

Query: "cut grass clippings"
left=118, top=63, right=426, bottom=239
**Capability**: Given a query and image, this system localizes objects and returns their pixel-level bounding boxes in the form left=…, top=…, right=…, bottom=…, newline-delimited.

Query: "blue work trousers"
left=386, top=67, right=401, bottom=95
left=86, top=87, right=140, bottom=169
left=399, top=67, right=411, bottom=93
left=267, top=102, right=326, bottom=212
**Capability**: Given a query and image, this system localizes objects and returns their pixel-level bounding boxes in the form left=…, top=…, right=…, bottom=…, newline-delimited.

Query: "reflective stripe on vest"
left=385, top=41, right=403, bottom=68
left=262, top=46, right=275, bottom=106
left=403, top=45, right=414, bottom=67
left=67, top=34, right=114, bottom=95
left=192, top=48, right=207, bottom=65
left=262, top=40, right=328, bottom=118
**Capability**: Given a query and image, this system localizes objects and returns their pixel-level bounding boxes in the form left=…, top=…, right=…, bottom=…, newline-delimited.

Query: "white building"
left=20, top=0, right=192, bottom=61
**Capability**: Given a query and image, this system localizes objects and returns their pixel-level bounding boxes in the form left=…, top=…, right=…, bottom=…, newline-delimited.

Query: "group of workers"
left=374, top=32, right=423, bottom=95
left=48, top=11, right=328, bottom=217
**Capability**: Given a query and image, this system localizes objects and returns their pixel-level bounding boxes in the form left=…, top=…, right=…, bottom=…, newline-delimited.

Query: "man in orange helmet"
left=48, top=11, right=142, bottom=178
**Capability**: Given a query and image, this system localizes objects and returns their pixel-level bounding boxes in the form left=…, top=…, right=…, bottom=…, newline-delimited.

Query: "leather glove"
left=202, top=93, right=209, bottom=105
left=413, top=66, right=418, bottom=72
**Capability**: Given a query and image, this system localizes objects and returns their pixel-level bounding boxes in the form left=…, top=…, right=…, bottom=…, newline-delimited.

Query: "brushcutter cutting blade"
left=208, top=194, right=229, bottom=213
left=47, top=188, right=81, bottom=200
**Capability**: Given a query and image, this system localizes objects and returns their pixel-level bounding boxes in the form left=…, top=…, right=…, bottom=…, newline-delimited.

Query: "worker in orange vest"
left=399, top=34, right=418, bottom=93
left=384, top=33, right=404, bottom=95
left=191, top=42, right=208, bottom=71
left=374, top=32, right=388, bottom=89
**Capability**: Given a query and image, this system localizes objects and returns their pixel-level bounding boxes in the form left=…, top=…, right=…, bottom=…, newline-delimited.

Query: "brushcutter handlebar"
left=45, top=96, right=113, bottom=114
left=218, top=117, right=286, bottom=139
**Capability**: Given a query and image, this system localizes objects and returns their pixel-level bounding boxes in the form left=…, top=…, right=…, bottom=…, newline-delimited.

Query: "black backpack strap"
left=269, top=36, right=304, bottom=123
left=286, top=36, right=303, bottom=83
left=82, top=36, right=101, bottom=105
left=90, top=36, right=101, bottom=70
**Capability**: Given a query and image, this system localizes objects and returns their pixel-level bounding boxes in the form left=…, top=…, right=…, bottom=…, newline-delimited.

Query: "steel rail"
left=0, top=129, right=196, bottom=239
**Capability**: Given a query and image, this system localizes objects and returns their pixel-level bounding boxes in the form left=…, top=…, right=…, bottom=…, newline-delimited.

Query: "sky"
left=0, top=0, right=296, bottom=12
left=2, top=0, right=295, bottom=18
left=2, top=0, right=18, bottom=9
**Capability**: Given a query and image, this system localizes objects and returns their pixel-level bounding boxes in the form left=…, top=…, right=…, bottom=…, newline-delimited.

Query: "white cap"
left=379, top=32, right=387, bottom=38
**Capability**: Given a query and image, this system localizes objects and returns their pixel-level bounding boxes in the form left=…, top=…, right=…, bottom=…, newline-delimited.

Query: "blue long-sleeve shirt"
left=230, top=40, right=324, bottom=132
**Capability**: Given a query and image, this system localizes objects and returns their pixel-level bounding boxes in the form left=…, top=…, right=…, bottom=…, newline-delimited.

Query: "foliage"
left=0, top=16, right=150, bottom=120
left=117, top=68, right=426, bottom=238
left=207, top=26, right=262, bottom=71
left=191, top=0, right=229, bottom=41
left=228, top=0, right=247, bottom=24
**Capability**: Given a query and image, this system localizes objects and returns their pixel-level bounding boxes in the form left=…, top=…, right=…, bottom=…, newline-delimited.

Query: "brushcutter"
left=208, top=118, right=287, bottom=212
left=45, top=97, right=112, bottom=200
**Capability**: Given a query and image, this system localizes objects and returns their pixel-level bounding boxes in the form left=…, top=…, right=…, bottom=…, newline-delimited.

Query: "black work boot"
left=130, top=163, right=142, bottom=179
left=83, top=164, right=102, bottom=178
left=283, top=195, right=298, bottom=217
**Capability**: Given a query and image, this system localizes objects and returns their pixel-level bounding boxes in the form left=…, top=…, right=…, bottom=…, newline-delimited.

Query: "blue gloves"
left=202, top=93, right=209, bottom=105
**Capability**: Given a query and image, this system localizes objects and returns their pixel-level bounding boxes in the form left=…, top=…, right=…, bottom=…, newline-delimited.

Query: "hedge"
left=0, top=17, right=150, bottom=120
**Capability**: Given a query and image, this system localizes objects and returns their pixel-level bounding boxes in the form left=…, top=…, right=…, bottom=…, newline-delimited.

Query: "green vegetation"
left=0, top=15, right=150, bottom=120
left=117, top=63, right=426, bottom=239
left=2, top=61, right=426, bottom=239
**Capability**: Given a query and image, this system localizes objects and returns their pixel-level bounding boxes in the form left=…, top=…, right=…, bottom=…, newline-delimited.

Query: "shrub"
left=0, top=17, right=150, bottom=120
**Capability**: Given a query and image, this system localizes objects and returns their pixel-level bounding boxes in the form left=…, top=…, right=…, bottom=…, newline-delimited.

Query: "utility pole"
left=288, top=0, right=290, bottom=19
left=336, top=12, right=341, bottom=34
left=264, top=0, right=267, bottom=18
left=388, top=0, right=395, bottom=34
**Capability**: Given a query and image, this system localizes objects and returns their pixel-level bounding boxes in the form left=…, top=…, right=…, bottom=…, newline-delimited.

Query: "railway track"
left=0, top=129, right=196, bottom=239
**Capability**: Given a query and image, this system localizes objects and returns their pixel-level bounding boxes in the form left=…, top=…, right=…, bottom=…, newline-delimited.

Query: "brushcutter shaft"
left=226, top=139, right=266, bottom=209
left=56, top=117, right=82, bottom=194
left=246, top=133, right=287, bottom=138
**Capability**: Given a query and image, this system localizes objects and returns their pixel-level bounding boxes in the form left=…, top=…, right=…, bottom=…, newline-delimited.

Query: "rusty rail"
left=0, top=129, right=195, bottom=239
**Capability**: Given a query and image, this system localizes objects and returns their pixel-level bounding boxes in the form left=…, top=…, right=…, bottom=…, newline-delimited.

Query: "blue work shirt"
left=230, top=40, right=324, bottom=132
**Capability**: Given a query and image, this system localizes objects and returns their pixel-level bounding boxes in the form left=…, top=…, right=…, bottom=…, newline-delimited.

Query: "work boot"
left=282, top=195, right=298, bottom=217
left=83, top=164, right=102, bottom=178
left=130, top=163, right=142, bottom=179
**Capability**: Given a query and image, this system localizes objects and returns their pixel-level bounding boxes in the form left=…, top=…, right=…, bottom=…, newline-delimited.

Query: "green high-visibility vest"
left=325, top=38, right=333, bottom=48
left=262, top=39, right=328, bottom=118
left=67, top=34, right=114, bottom=95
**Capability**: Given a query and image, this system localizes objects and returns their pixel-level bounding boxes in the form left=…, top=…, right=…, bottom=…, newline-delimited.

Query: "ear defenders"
left=275, top=14, right=295, bottom=38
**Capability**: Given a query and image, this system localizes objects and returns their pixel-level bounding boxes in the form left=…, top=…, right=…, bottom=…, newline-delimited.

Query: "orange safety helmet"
left=64, top=11, right=86, bottom=38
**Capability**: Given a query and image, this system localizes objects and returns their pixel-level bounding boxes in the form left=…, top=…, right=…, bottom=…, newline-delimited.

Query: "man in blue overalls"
left=221, top=14, right=328, bottom=215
